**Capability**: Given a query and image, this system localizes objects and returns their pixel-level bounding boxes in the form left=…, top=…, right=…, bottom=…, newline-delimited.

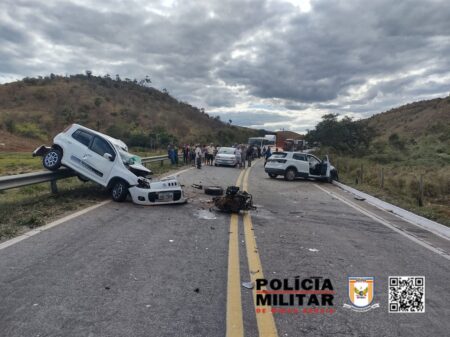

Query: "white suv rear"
left=264, top=152, right=338, bottom=182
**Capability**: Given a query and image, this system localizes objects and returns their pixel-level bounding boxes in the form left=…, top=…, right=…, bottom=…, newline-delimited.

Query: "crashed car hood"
left=129, top=163, right=151, bottom=174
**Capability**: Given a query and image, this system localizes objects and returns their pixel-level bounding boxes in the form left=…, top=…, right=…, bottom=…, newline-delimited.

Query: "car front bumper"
left=129, top=186, right=186, bottom=205
left=215, top=158, right=237, bottom=166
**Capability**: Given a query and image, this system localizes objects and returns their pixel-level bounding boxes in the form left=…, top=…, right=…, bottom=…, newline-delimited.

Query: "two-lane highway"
left=0, top=161, right=449, bottom=336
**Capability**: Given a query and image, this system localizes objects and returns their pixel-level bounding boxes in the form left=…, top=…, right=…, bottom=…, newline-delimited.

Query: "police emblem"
left=343, top=277, right=380, bottom=312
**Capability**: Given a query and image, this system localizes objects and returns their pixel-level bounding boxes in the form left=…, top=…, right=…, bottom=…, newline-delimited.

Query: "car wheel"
left=43, top=148, right=62, bottom=171
left=284, top=168, right=296, bottom=181
left=77, top=174, right=89, bottom=182
left=111, top=180, right=128, bottom=202
left=205, top=186, right=224, bottom=196
left=268, top=173, right=277, bottom=179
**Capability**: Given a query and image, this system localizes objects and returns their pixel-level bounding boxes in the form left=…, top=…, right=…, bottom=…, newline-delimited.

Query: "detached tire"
left=111, top=180, right=129, bottom=202
left=43, top=148, right=62, bottom=171
left=205, top=186, right=224, bottom=196
left=284, top=168, right=296, bottom=181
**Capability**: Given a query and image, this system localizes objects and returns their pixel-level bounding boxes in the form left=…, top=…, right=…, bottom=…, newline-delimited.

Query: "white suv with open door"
left=33, top=124, right=185, bottom=205
left=264, top=152, right=338, bottom=182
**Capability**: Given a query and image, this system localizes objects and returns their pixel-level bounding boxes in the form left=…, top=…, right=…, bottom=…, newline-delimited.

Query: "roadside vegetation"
left=306, top=103, right=450, bottom=226
left=0, top=73, right=263, bottom=152
left=0, top=153, right=188, bottom=241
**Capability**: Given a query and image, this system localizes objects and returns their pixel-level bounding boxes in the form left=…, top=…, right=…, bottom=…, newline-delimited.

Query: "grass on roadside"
left=332, top=156, right=450, bottom=226
left=0, top=152, right=188, bottom=242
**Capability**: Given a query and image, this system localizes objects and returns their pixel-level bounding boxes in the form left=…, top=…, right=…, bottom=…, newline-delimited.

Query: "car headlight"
left=137, top=177, right=150, bottom=189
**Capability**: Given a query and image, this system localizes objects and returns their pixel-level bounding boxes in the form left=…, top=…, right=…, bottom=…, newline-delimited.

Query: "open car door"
left=320, top=155, right=331, bottom=178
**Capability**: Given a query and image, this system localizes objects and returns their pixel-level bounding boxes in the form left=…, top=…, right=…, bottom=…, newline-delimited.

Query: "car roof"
left=72, top=124, right=128, bottom=151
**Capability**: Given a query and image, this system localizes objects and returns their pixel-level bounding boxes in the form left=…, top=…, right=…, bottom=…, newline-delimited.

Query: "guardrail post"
left=418, top=175, right=424, bottom=207
left=160, top=159, right=164, bottom=167
left=380, top=167, right=384, bottom=189
left=360, top=164, right=363, bottom=184
left=50, top=180, right=58, bottom=194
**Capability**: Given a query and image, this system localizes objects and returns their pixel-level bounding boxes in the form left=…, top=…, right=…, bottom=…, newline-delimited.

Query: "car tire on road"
left=205, top=186, right=224, bottom=196
left=268, top=173, right=277, bottom=179
left=284, top=168, right=296, bottom=181
left=43, top=148, right=62, bottom=171
left=111, top=179, right=129, bottom=202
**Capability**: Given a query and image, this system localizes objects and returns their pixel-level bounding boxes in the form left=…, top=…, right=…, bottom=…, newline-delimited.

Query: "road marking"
left=314, top=184, right=450, bottom=261
left=0, top=200, right=111, bottom=251
left=0, top=166, right=193, bottom=251
left=242, top=164, right=279, bottom=337
left=226, top=169, right=246, bottom=337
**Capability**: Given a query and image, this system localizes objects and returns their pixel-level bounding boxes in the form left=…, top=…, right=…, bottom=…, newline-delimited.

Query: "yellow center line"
left=226, top=169, right=246, bottom=337
left=243, top=163, right=279, bottom=337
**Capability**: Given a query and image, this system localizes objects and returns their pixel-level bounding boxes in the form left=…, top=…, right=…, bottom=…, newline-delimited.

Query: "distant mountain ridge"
left=0, top=74, right=263, bottom=151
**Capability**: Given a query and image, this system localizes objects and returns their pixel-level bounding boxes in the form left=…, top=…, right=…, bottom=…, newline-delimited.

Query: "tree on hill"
left=306, top=114, right=374, bottom=155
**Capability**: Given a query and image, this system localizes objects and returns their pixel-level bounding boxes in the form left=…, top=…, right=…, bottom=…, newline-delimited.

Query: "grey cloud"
left=0, top=0, right=450, bottom=132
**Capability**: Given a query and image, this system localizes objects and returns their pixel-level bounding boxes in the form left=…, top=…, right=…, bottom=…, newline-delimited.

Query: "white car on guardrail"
left=264, top=151, right=338, bottom=182
left=33, top=124, right=186, bottom=205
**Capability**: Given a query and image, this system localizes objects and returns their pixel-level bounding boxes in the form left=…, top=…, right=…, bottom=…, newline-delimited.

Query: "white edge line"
left=0, top=200, right=111, bottom=251
left=332, top=181, right=450, bottom=240
left=0, top=166, right=194, bottom=251
left=314, top=184, right=450, bottom=262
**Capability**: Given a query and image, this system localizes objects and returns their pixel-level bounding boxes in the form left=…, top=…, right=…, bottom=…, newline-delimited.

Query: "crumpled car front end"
left=128, top=176, right=186, bottom=205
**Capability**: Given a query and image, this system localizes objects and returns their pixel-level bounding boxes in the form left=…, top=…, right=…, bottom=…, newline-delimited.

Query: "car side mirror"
left=103, top=153, right=114, bottom=161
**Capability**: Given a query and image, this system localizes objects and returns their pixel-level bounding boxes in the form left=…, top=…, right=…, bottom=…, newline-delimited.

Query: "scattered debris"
left=204, top=186, right=224, bottom=196
left=105, top=286, right=110, bottom=290
left=192, top=184, right=203, bottom=189
left=308, top=248, right=319, bottom=252
left=210, top=226, right=215, bottom=230
left=194, top=288, right=200, bottom=293
left=250, top=269, right=260, bottom=275
left=213, top=186, right=256, bottom=213
left=354, top=196, right=366, bottom=201
left=169, top=239, right=174, bottom=243
left=242, top=282, right=254, bottom=289
left=195, top=209, right=217, bottom=220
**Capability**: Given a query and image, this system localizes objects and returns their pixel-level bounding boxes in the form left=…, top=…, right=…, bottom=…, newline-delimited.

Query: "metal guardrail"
left=0, top=154, right=178, bottom=192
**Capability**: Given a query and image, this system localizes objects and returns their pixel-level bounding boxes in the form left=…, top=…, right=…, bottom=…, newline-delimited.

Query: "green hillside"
left=0, top=74, right=263, bottom=151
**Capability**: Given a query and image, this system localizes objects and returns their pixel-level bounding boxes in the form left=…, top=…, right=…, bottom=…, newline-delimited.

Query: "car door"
left=292, top=153, right=309, bottom=176
left=306, top=155, right=321, bottom=176
left=68, top=129, right=94, bottom=176
left=83, top=136, right=117, bottom=185
left=320, top=155, right=331, bottom=178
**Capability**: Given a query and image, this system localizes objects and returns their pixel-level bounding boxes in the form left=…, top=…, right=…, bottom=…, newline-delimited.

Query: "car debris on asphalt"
left=242, top=282, right=254, bottom=289
left=213, top=186, right=256, bottom=213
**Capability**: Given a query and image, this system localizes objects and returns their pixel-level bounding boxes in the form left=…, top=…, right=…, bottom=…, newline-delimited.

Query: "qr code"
left=388, top=276, right=425, bottom=313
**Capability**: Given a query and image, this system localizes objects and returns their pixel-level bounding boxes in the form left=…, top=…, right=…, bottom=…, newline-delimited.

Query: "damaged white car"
left=33, top=124, right=186, bottom=205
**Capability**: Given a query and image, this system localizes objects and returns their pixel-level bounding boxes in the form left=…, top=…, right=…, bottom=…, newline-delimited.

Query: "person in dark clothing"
left=264, top=147, right=272, bottom=166
left=246, top=146, right=254, bottom=167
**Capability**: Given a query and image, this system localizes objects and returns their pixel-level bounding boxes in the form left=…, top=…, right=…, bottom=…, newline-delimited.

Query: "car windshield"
left=271, top=153, right=287, bottom=159
left=218, top=147, right=235, bottom=154
left=117, top=148, right=142, bottom=165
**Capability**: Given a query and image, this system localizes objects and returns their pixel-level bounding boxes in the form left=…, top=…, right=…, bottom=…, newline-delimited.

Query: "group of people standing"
left=168, top=144, right=218, bottom=169
left=167, top=143, right=274, bottom=169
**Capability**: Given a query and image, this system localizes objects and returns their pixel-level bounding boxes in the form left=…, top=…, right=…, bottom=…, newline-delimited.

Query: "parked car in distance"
left=214, top=147, right=238, bottom=167
left=33, top=124, right=185, bottom=204
left=264, top=151, right=338, bottom=182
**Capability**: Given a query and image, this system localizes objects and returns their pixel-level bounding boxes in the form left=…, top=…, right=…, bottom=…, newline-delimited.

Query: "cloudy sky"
left=1, top=0, right=450, bottom=132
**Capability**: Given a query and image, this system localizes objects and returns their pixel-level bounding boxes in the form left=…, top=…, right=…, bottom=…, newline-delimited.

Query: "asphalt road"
left=0, top=160, right=449, bottom=337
